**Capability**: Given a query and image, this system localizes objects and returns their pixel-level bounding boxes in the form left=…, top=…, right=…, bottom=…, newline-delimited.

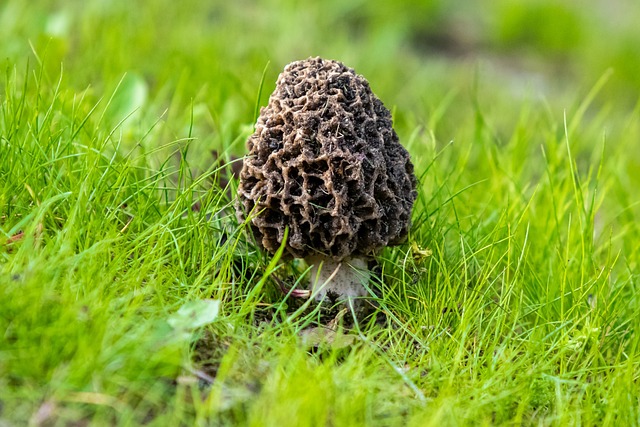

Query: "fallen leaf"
left=300, top=327, right=357, bottom=349
left=411, top=241, right=432, bottom=263
left=6, top=231, right=24, bottom=244
left=31, top=400, right=56, bottom=426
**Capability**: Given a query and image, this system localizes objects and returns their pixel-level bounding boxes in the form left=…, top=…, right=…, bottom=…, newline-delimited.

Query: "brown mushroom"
left=237, top=57, right=417, bottom=307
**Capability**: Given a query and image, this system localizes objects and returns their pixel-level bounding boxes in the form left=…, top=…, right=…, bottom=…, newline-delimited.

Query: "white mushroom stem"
left=306, top=256, right=371, bottom=304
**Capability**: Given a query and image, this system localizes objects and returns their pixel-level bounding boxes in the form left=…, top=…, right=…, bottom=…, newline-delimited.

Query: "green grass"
left=2, top=0, right=640, bottom=425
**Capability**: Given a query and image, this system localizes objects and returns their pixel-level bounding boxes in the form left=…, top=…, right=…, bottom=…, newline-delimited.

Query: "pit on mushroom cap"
left=237, top=57, right=417, bottom=307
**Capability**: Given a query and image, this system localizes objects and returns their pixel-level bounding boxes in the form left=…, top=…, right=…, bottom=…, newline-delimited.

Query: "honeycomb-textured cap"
left=237, top=57, right=417, bottom=260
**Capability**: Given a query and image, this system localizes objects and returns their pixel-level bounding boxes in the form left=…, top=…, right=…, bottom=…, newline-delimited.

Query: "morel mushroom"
left=237, top=57, right=417, bottom=306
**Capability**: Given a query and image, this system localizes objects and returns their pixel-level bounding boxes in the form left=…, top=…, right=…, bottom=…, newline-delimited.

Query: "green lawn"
left=2, top=0, right=640, bottom=425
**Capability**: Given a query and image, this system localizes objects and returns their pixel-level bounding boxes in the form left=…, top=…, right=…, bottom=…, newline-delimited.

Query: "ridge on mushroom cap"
left=237, top=57, right=417, bottom=260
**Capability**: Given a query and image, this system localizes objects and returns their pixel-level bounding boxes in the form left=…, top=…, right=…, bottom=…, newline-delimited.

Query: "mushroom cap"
left=237, top=57, right=417, bottom=260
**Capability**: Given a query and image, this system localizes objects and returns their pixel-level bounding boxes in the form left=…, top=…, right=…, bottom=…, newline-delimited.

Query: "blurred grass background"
left=3, top=0, right=640, bottom=122
left=3, top=0, right=639, bottom=178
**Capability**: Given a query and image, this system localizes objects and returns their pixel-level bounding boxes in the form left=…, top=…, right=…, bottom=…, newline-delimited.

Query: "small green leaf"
left=107, top=72, right=148, bottom=129
left=167, top=299, right=221, bottom=330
